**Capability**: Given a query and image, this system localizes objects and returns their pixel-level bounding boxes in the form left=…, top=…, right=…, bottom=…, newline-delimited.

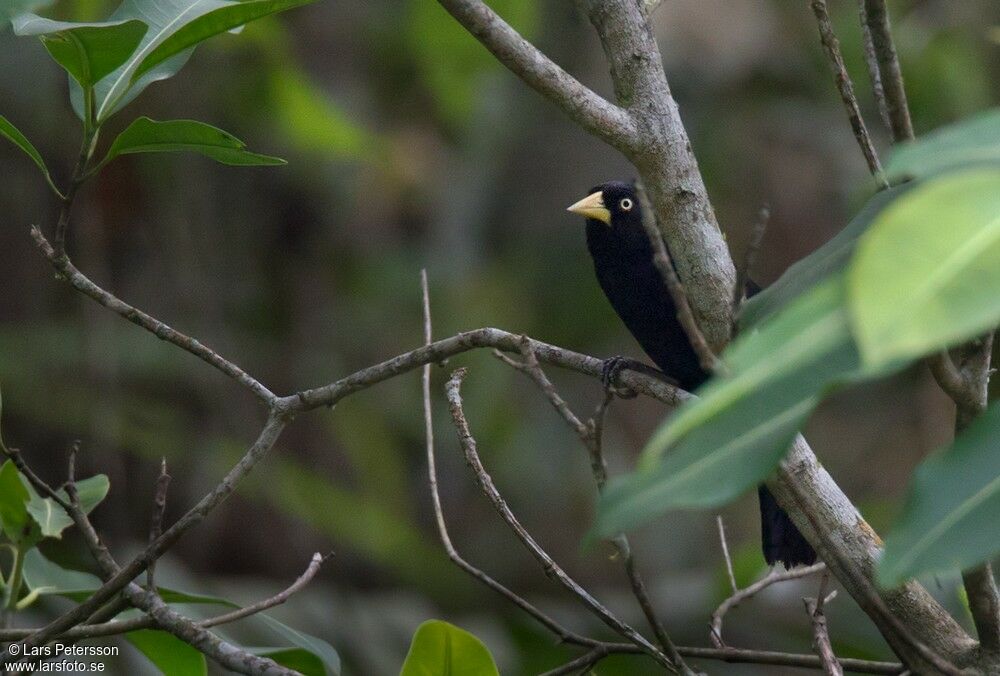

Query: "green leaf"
left=12, top=14, right=147, bottom=87
left=0, top=461, right=34, bottom=544
left=127, top=630, right=207, bottom=676
left=848, top=169, right=1000, bottom=368
left=400, top=620, right=499, bottom=676
left=82, top=0, right=316, bottom=121
left=595, top=275, right=898, bottom=538
left=1, top=0, right=51, bottom=25
left=103, top=117, right=286, bottom=166
left=21, top=548, right=103, bottom=595
left=740, top=184, right=911, bottom=329
left=879, top=401, right=1000, bottom=586
left=255, top=615, right=340, bottom=676
left=0, top=114, right=56, bottom=193
left=251, top=648, right=325, bottom=676
left=21, top=474, right=109, bottom=539
left=886, top=108, right=1000, bottom=182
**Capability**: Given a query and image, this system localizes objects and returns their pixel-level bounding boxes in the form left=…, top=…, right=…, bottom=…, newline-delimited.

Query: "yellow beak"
left=566, top=191, right=611, bottom=225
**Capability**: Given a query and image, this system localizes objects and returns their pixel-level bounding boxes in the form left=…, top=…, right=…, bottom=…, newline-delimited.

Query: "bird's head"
left=566, top=181, right=638, bottom=226
left=567, top=180, right=648, bottom=256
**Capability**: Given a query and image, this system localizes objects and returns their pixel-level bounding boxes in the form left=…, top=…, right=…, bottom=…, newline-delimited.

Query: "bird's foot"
left=601, top=356, right=643, bottom=398
left=601, top=356, right=677, bottom=398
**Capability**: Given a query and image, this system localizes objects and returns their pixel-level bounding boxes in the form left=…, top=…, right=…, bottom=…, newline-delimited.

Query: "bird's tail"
left=758, top=485, right=817, bottom=569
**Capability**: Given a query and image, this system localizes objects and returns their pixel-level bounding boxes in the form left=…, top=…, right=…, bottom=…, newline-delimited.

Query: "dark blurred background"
left=2, top=0, right=999, bottom=673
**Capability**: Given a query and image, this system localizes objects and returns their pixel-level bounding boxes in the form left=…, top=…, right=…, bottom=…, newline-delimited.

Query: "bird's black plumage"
left=572, top=180, right=816, bottom=569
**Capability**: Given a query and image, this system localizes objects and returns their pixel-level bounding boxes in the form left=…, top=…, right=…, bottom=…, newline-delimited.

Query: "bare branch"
left=434, top=0, right=638, bottom=151
left=857, top=0, right=892, bottom=135
left=30, top=227, right=276, bottom=406
left=200, top=553, right=327, bottom=628
left=444, top=368, right=676, bottom=671
left=147, top=458, right=171, bottom=590
left=495, top=340, right=698, bottom=674
left=9, top=414, right=288, bottom=656
left=710, top=562, right=825, bottom=647
left=809, top=0, right=887, bottom=186
left=634, top=182, right=722, bottom=374
left=716, top=516, right=738, bottom=595
left=804, top=573, right=844, bottom=676
left=287, top=327, right=688, bottom=412
left=861, top=0, right=914, bottom=142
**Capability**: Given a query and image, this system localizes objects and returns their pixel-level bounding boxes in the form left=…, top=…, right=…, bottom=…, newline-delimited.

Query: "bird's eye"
left=619, top=198, right=633, bottom=211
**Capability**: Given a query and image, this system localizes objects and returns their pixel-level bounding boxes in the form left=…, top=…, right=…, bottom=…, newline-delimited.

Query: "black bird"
left=568, top=180, right=816, bottom=569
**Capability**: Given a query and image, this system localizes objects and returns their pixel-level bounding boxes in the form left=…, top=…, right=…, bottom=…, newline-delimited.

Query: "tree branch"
left=809, top=0, right=887, bottom=186
left=31, top=227, right=276, bottom=406
left=861, top=0, right=914, bottom=142
left=445, top=367, right=677, bottom=671
left=434, top=0, right=638, bottom=151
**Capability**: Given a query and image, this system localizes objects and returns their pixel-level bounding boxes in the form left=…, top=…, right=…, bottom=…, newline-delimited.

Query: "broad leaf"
left=21, top=474, right=109, bottom=539
left=103, top=117, right=285, bottom=166
left=596, top=277, right=865, bottom=536
left=12, top=14, right=147, bottom=88
left=127, top=630, right=207, bottom=676
left=849, top=169, right=1000, bottom=368
left=740, top=184, right=911, bottom=328
left=0, top=114, right=55, bottom=190
left=1, top=0, right=50, bottom=24
left=886, top=108, right=1000, bottom=182
left=79, top=0, right=316, bottom=121
left=255, top=615, right=340, bottom=676
left=400, top=620, right=499, bottom=676
left=0, top=461, right=34, bottom=544
left=21, top=548, right=103, bottom=594
left=879, top=401, right=1000, bottom=586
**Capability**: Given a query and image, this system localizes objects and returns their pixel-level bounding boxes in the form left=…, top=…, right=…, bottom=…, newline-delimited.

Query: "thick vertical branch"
left=582, top=0, right=736, bottom=349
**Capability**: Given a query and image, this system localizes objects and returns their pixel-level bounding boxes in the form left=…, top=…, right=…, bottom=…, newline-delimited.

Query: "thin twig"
left=732, top=204, right=769, bottom=323
left=861, top=0, right=914, bottom=142
left=634, top=182, right=722, bottom=374
left=8, top=414, right=288, bottom=658
left=147, top=459, right=171, bottom=590
left=857, top=0, right=892, bottom=135
left=495, top=341, right=697, bottom=674
left=716, top=516, right=738, bottom=595
left=31, top=227, right=276, bottom=406
left=445, top=368, right=676, bottom=672
left=810, top=0, right=888, bottom=186
left=710, top=563, right=825, bottom=647
left=804, top=572, right=844, bottom=676
left=420, top=274, right=602, bottom=648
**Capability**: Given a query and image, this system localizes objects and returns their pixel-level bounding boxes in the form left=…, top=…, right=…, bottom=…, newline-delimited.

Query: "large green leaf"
left=80, top=0, right=316, bottom=121
left=22, top=474, right=109, bottom=539
left=103, top=117, right=286, bottom=166
left=127, top=630, right=208, bottom=676
left=400, top=620, right=499, bottom=676
left=595, top=277, right=864, bottom=536
left=879, top=401, right=1000, bottom=586
left=885, top=108, right=1000, bottom=182
left=848, top=169, right=1000, bottom=368
left=0, top=114, right=56, bottom=191
left=740, top=184, right=911, bottom=328
left=12, top=14, right=147, bottom=88
left=0, top=461, right=34, bottom=544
